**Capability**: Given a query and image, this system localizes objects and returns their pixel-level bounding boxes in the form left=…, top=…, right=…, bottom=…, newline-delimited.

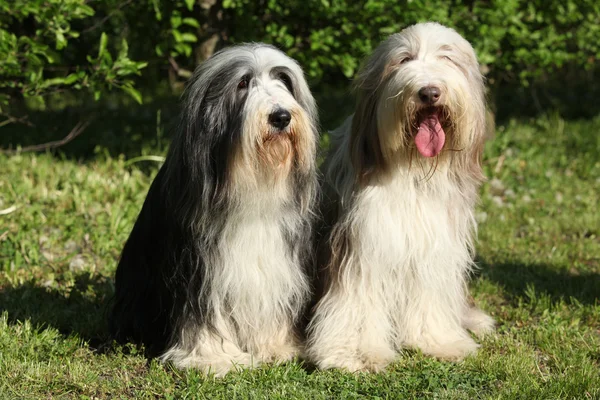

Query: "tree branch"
left=1, top=118, right=92, bottom=154
left=81, top=0, right=134, bottom=34
left=0, top=114, right=34, bottom=128
left=168, top=56, right=193, bottom=79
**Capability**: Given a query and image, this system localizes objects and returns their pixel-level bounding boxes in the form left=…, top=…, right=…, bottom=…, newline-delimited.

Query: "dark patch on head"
left=270, top=66, right=296, bottom=97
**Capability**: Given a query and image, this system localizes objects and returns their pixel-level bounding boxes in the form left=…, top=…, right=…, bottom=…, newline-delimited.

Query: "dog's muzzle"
left=268, top=109, right=292, bottom=130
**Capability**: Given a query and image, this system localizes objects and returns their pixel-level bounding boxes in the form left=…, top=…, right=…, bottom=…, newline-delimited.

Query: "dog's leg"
left=160, top=320, right=257, bottom=377
left=252, top=320, right=302, bottom=364
left=306, top=291, right=367, bottom=372
left=400, top=275, right=480, bottom=361
left=307, top=286, right=396, bottom=372
left=356, top=294, right=397, bottom=372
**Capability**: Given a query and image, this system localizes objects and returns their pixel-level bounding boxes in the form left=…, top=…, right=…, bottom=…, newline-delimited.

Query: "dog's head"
left=350, top=22, right=487, bottom=183
left=167, top=44, right=318, bottom=208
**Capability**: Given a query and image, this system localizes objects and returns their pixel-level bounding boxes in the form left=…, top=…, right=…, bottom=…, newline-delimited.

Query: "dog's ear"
left=464, top=108, right=487, bottom=183
left=463, top=71, right=488, bottom=184
left=349, top=87, right=386, bottom=185
left=349, top=47, right=402, bottom=186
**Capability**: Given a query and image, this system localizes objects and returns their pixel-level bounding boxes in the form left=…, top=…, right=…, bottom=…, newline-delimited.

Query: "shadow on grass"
left=0, top=97, right=181, bottom=161
left=477, top=259, right=600, bottom=305
left=0, top=273, right=113, bottom=349
left=493, top=69, right=600, bottom=123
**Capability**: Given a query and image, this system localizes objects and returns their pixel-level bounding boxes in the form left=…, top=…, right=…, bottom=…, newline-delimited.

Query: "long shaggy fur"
left=306, top=22, right=495, bottom=372
left=109, top=43, right=318, bottom=376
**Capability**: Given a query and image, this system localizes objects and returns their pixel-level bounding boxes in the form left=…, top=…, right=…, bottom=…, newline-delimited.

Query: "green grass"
left=1, top=113, right=599, bottom=399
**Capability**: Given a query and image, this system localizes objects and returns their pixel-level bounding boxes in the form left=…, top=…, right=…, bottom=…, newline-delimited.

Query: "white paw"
left=171, top=351, right=258, bottom=377
left=207, top=352, right=259, bottom=377
left=259, top=342, right=301, bottom=364
left=358, top=345, right=397, bottom=372
left=316, top=355, right=367, bottom=372
left=463, top=306, right=495, bottom=338
left=361, top=353, right=395, bottom=372
left=419, top=337, right=479, bottom=361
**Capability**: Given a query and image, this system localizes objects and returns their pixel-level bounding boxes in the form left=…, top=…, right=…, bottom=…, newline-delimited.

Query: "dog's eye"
left=399, top=56, right=413, bottom=64
left=237, top=77, right=250, bottom=90
left=278, top=73, right=293, bottom=93
left=441, top=55, right=453, bottom=62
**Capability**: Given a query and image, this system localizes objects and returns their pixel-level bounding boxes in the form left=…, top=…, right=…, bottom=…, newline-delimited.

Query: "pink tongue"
left=415, top=114, right=445, bottom=157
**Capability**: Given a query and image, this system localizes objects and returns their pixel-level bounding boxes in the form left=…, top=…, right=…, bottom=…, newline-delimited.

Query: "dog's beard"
left=261, top=132, right=294, bottom=168
left=230, top=107, right=315, bottom=196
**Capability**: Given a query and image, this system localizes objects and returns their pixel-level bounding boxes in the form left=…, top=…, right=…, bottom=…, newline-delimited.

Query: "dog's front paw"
left=418, top=337, right=479, bottom=361
left=200, top=352, right=259, bottom=377
left=463, top=306, right=495, bottom=338
left=259, top=342, right=301, bottom=364
left=315, top=355, right=367, bottom=373
left=360, top=354, right=395, bottom=372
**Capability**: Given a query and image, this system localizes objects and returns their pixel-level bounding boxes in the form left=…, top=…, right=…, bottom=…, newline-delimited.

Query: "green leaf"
left=150, top=0, right=162, bottom=20
left=121, top=85, right=143, bottom=104
left=185, top=0, right=195, bottom=11
left=170, top=15, right=182, bottom=29
left=98, top=32, right=107, bottom=59
left=174, top=43, right=192, bottom=57
left=180, top=33, right=197, bottom=43
left=172, top=29, right=182, bottom=43
left=118, top=39, right=129, bottom=60
left=182, top=17, right=200, bottom=28
left=39, top=77, right=67, bottom=89
left=78, top=4, right=95, bottom=16
left=55, top=30, right=66, bottom=50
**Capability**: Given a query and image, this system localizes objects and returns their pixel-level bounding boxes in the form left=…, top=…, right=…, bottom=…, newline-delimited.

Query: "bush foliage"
left=0, top=0, right=148, bottom=115
left=1, top=0, right=598, bottom=118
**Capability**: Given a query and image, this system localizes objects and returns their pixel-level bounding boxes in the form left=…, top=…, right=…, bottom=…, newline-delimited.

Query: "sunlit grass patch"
left=0, top=114, right=599, bottom=399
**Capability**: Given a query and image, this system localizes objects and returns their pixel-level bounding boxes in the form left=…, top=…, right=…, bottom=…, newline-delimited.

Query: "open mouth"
left=412, top=106, right=448, bottom=158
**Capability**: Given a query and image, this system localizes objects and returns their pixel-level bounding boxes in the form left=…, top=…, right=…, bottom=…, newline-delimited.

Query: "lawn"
left=1, top=113, right=599, bottom=399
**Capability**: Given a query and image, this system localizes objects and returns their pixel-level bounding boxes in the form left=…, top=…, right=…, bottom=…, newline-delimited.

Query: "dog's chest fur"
left=348, top=167, right=478, bottom=281
left=209, top=204, right=309, bottom=332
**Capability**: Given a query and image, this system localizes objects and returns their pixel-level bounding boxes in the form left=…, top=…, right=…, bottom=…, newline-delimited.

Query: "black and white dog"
left=110, top=44, right=319, bottom=376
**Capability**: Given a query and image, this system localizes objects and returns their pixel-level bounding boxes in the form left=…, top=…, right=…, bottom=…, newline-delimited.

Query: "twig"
left=494, top=154, right=506, bottom=175
left=0, top=114, right=34, bottom=128
left=0, top=205, right=18, bottom=216
left=168, top=56, right=193, bottom=79
left=0, top=118, right=92, bottom=154
left=81, top=0, right=134, bottom=34
left=124, top=155, right=166, bottom=166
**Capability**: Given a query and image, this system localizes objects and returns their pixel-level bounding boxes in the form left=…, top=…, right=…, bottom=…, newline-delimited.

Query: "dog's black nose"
left=418, top=86, right=441, bottom=105
left=268, top=109, right=292, bottom=129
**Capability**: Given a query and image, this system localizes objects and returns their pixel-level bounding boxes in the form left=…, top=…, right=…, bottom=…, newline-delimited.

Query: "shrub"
left=0, top=0, right=147, bottom=120
left=1, top=0, right=598, bottom=124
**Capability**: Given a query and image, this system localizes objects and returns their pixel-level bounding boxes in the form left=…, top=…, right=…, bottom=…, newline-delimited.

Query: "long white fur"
left=161, top=201, right=308, bottom=375
left=160, top=46, right=316, bottom=376
left=306, top=22, right=495, bottom=372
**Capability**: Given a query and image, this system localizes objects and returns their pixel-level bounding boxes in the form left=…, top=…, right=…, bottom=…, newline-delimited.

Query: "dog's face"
left=179, top=45, right=316, bottom=187
left=235, top=47, right=317, bottom=182
left=351, top=23, right=486, bottom=181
